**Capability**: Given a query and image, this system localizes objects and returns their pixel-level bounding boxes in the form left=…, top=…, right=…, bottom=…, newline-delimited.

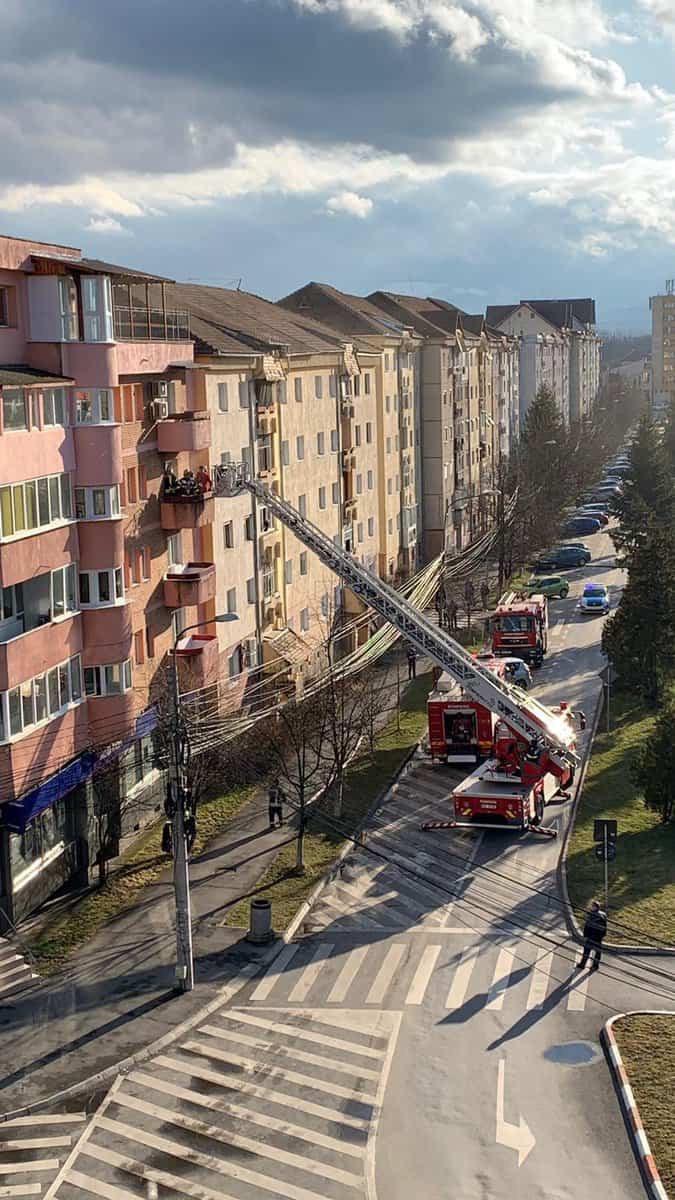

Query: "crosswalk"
left=0, top=937, right=39, bottom=1002
left=240, top=934, right=593, bottom=1014
left=0, top=1112, right=86, bottom=1197
left=44, top=1008, right=400, bottom=1200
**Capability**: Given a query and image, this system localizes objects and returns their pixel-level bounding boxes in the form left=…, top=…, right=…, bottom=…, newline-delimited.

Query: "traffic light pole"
left=170, top=641, right=194, bottom=993
left=603, top=826, right=609, bottom=916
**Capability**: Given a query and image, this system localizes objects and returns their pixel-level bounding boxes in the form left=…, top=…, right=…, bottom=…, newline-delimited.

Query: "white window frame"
left=318, top=486, right=326, bottom=509
left=367, top=469, right=374, bottom=490
left=332, top=482, right=339, bottom=504
left=217, top=382, right=229, bottom=412
left=294, top=377, right=303, bottom=403
left=368, top=517, right=375, bottom=537
left=317, top=431, right=325, bottom=456
left=246, top=577, right=256, bottom=604
left=75, top=388, right=114, bottom=425
left=74, top=485, right=121, bottom=521
left=43, top=388, right=68, bottom=427
left=314, top=376, right=323, bottom=399
left=1, top=653, right=82, bottom=744
left=226, top=586, right=237, bottom=614
left=2, top=389, right=28, bottom=432
left=0, top=472, right=72, bottom=541
left=330, top=429, right=338, bottom=452
left=84, top=660, right=132, bottom=698
left=79, top=567, right=124, bottom=608
left=296, top=435, right=305, bottom=461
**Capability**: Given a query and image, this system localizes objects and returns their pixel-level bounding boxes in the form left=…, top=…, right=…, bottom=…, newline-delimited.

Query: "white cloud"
left=325, top=190, right=374, bottom=218
left=85, top=214, right=131, bottom=235
left=638, top=0, right=675, bottom=36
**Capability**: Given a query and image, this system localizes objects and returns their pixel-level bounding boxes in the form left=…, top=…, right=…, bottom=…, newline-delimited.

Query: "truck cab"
left=490, top=591, right=548, bottom=667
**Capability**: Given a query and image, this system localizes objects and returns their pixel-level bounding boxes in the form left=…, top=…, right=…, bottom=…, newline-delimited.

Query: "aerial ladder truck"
left=213, top=465, right=580, bottom=835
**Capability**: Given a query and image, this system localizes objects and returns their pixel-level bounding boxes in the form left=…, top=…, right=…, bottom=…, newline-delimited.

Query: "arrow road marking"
left=496, top=1059, right=536, bottom=1167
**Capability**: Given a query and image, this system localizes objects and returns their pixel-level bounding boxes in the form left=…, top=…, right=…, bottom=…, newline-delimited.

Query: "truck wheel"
left=534, top=794, right=545, bottom=825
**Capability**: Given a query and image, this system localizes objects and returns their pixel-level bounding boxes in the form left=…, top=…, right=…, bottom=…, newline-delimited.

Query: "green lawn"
left=613, top=1014, right=675, bottom=1197
left=223, top=671, right=433, bottom=931
left=30, top=783, right=256, bottom=975
left=567, top=690, right=675, bottom=946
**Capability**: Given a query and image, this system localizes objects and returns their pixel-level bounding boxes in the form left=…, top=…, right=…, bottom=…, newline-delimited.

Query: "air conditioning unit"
left=150, top=399, right=169, bottom=420
left=148, top=381, right=169, bottom=400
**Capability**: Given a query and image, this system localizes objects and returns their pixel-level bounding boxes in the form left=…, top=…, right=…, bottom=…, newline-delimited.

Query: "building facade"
left=650, top=287, right=675, bottom=417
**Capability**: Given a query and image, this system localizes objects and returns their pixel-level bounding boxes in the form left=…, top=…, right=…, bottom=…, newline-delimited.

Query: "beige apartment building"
left=650, top=286, right=675, bottom=416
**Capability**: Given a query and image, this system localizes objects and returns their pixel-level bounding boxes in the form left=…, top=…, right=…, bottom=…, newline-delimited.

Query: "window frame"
left=0, top=472, right=72, bottom=541
left=2, top=389, right=28, bottom=432
left=83, top=659, right=133, bottom=698
left=73, top=484, right=121, bottom=521
left=0, top=653, right=83, bottom=743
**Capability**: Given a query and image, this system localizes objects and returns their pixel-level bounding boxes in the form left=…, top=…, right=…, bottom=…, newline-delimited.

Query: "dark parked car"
left=564, top=515, right=602, bottom=535
left=533, top=544, right=591, bottom=570
left=577, top=507, right=609, bottom=525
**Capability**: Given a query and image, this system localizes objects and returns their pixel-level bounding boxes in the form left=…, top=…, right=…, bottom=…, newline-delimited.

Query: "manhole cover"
left=544, top=1041, right=602, bottom=1066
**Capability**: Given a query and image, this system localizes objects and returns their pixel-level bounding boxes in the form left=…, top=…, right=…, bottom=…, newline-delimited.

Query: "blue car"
left=564, top=516, right=602, bottom=535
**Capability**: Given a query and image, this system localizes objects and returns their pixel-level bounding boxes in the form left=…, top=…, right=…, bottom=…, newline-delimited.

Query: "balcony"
left=344, top=497, right=358, bottom=520
left=112, top=304, right=189, bottom=342
left=81, top=604, right=133, bottom=664
left=163, top=562, right=216, bottom=608
left=157, top=411, right=211, bottom=455
left=160, top=492, right=214, bottom=531
left=174, top=633, right=219, bottom=690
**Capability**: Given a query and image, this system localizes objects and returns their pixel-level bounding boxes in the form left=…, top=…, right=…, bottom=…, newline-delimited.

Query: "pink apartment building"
left=0, top=235, right=221, bottom=925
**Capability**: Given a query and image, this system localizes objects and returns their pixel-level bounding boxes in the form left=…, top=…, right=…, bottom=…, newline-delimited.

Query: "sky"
left=2, top=0, right=675, bottom=332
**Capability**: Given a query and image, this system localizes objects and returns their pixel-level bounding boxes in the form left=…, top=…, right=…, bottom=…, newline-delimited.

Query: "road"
left=23, top=526, right=675, bottom=1200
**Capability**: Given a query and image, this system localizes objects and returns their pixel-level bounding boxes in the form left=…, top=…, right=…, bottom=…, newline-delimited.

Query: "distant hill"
left=600, top=335, right=651, bottom=368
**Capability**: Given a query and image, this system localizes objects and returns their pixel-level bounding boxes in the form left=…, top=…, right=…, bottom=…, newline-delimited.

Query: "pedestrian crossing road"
left=0, top=1112, right=86, bottom=1198
left=43, top=1009, right=400, bottom=1200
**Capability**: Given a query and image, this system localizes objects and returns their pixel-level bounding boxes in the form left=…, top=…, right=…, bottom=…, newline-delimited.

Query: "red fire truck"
left=427, top=658, right=507, bottom=765
left=451, top=704, right=585, bottom=831
left=490, top=591, right=548, bottom=667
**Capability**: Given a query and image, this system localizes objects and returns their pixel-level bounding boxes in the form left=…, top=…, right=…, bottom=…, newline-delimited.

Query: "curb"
left=601, top=1013, right=671, bottom=1200
left=558, top=687, right=675, bottom=958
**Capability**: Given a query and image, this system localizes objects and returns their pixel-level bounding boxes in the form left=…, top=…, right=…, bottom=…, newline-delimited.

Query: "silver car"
left=502, top=657, right=533, bottom=689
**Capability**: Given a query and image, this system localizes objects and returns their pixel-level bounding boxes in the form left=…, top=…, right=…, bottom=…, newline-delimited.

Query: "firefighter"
left=407, top=645, right=417, bottom=679
left=480, top=581, right=490, bottom=612
left=577, top=900, right=607, bottom=971
left=447, top=598, right=459, bottom=631
left=268, top=780, right=284, bottom=829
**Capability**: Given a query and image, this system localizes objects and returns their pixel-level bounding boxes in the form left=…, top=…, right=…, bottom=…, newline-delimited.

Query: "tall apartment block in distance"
left=650, top=281, right=675, bottom=418
left=0, top=234, right=220, bottom=923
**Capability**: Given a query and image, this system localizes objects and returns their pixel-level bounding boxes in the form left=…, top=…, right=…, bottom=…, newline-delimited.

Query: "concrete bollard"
left=247, top=897, right=274, bottom=944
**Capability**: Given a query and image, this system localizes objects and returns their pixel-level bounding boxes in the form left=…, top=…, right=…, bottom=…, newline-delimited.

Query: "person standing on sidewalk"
left=577, top=900, right=607, bottom=971
left=480, top=581, right=490, bottom=612
left=407, top=645, right=418, bottom=679
left=268, top=780, right=284, bottom=829
left=447, top=598, right=459, bottom=632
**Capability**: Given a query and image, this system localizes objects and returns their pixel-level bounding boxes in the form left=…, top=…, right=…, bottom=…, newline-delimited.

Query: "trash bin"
left=247, top=897, right=274, bottom=944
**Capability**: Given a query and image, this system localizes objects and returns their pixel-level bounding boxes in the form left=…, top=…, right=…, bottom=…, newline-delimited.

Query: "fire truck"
left=451, top=704, right=585, bottom=831
left=490, top=591, right=548, bottom=667
left=427, top=657, right=507, bottom=765
left=214, top=465, right=580, bottom=832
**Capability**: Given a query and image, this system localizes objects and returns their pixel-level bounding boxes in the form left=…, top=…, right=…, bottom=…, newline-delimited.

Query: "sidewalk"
left=0, top=649, right=423, bottom=1115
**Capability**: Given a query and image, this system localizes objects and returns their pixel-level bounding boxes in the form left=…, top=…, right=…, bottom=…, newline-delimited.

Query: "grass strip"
left=567, top=689, right=675, bottom=946
left=612, top=1014, right=675, bottom=1196
left=30, top=783, right=256, bottom=975
left=223, top=671, right=432, bottom=931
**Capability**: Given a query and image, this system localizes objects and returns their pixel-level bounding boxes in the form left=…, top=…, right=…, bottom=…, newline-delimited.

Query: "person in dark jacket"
left=577, top=900, right=607, bottom=970
left=407, top=645, right=417, bottom=679
left=268, top=781, right=284, bottom=829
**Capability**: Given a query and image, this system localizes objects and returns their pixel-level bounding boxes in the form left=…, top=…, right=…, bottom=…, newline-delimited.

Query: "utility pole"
left=169, top=647, right=194, bottom=993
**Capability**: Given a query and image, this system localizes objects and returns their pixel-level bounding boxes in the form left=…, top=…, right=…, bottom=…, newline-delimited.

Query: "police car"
left=578, top=583, right=610, bottom=615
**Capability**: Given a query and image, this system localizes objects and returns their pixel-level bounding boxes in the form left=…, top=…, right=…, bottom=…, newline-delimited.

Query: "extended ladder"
left=213, top=466, right=579, bottom=772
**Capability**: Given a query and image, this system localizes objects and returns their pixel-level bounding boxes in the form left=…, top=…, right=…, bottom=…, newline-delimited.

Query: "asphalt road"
left=25, top=525, right=675, bottom=1200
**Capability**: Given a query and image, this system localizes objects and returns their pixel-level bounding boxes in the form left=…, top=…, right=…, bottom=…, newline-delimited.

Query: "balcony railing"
left=112, top=305, right=190, bottom=342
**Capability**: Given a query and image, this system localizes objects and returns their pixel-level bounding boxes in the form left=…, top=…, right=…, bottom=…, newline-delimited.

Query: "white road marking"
left=567, top=970, right=590, bottom=1011
left=181, top=1039, right=377, bottom=1102
left=219, top=1008, right=385, bottom=1058
left=0, top=1187, right=42, bottom=1197
left=526, top=951, right=553, bottom=1009
left=445, top=947, right=479, bottom=1009
left=325, top=945, right=370, bottom=1003
left=0, top=1116, right=85, bottom=1128
left=64, top=1168, right=139, bottom=1200
left=249, top=943, right=299, bottom=1001
left=405, top=944, right=442, bottom=1005
left=496, top=1059, right=536, bottom=1167
left=199, top=1022, right=380, bottom=1079
left=0, top=1137, right=71, bottom=1150
left=287, top=942, right=334, bottom=1003
left=366, top=944, right=407, bottom=1004
left=0, top=1161, right=60, bottom=1175
left=486, top=948, right=515, bottom=1011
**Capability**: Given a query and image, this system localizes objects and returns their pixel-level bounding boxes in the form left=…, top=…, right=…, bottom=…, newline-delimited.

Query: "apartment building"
left=278, top=283, right=422, bottom=578
left=650, top=286, right=675, bottom=417
left=0, top=234, right=219, bottom=923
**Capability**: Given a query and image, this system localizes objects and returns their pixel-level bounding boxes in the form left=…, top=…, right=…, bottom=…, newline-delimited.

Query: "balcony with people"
left=160, top=465, right=214, bottom=530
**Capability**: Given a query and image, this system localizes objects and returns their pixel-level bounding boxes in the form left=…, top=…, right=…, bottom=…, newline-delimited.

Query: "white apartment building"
left=650, top=286, right=675, bottom=416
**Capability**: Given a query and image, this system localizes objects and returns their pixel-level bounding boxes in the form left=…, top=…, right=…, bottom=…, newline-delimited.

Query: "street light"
left=170, top=612, right=238, bottom=992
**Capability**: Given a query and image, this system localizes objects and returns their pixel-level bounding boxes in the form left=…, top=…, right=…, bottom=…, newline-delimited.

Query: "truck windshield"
left=494, top=616, right=531, bottom=632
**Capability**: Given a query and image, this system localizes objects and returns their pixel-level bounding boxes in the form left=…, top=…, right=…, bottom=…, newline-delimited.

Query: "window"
left=386, top=395, right=391, bottom=413
left=75, top=389, right=113, bottom=424
left=294, top=378, right=303, bottom=403
left=367, top=469, right=374, bottom=490
left=368, top=517, right=375, bottom=537
left=314, top=376, right=323, bottom=399
left=321, top=593, right=329, bottom=618
left=355, top=425, right=362, bottom=446
left=386, top=437, right=391, bottom=454
left=0, top=472, right=71, bottom=540
left=58, top=276, right=79, bottom=340
left=387, top=478, right=392, bottom=494
left=298, top=494, right=307, bottom=518
left=73, top=485, right=120, bottom=521
left=51, top=564, right=78, bottom=618
left=244, top=514, right=255, bottom=540
left=300, top=552, right=308, bottom=576
left=329, top=374, right=337, bottom=398
left=300, top=607, right=310, bottom=632
left=228, top=647, right=244, bottom=679
left=43, top=389, right=67, bottom=426
left=218, top=382, right=229, bottom=412
left=138, top=464, right=148, bottom=500
left=356, top=474, right=363, bottom=495
left=388, top=518, right=393, bottom=534
left=278, top=380, right=287, bottom=405
left=3, top=390, right=27, bottom=431
left=223, top=521, right=235, bottom=549
left=84, top=660, right=132, bottom=698
left=396, top=513, right=401, bottom=530
left=332, top=481, right=340, bottom=504
left=330, top=429, right=339, bottom=452
left=395, top=436, right=399, bottom=452
left=239, top=380, right=250, bottom=408
left=318, top=486, right=326, bottom=509
left=122, top=387, right=134, bottom=423
left=226, top=586, right=237, bottom=614
left=0, top=286, right=13, bottom=327
left=366, top=421, right=372, bottom=443
left=281, top=439, right=290, bottom=466
left=167, top=532, right=182, bottom=566
left=129, top=551, right=140, bottom=586
left=1, top=653, right=82, bottom=742
left=126, top=468, right=138, bottom=504
left=142, top=546, right=151, bottom=581
left=134, top=630, right=145, bottom=666
left=364, top=374, right=371, bottom=395
left=220, top=451, right=232, bottom=468
left=296, top=435, right=305, bottom=461
left=317, top=431, right=325, bottom=456
left=246, top=577, right=256, bottom=604
left=145, top=625, right=155, bottom=659
left=353, top=377, right=361, bottom=398
left=357, top=522, right=364, bottom=543
left=285, top=559, right=293, bottom=585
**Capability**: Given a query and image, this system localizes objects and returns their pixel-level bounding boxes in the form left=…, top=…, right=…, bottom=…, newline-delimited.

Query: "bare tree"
left=262, top=690, right=330, bottom=873
left=359, top=667, right=395, bottom=757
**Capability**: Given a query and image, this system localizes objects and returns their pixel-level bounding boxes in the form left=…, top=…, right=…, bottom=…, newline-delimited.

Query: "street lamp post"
left=170, top=612, right=237, bottom=992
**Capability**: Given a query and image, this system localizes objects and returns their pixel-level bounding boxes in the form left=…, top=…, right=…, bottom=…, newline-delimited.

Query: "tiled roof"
left=0, top=365, right=75, bottom=387
left=168, top=283, right=346, bottom=357
left=279, top=282, right=411, bottom=338
left=525, top=298, right=596, bottom=328
left=30, top=253, right=172, bottom=282
left=485, top=304, right=520, bottom=327
left=367, top=291, right=462, bottom=340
